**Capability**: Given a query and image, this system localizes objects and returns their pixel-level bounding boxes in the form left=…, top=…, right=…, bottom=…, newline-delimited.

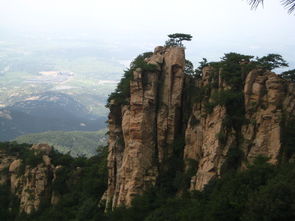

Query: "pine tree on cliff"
left=165, top=33, right=192, bottom=47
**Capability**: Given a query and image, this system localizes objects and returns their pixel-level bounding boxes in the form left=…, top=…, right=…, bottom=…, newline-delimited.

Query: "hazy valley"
left=0, top=32, right=124, bottom=154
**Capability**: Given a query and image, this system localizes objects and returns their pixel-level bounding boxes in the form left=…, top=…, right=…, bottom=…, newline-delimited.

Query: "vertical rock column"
left=104, top=46, right=185, bottom=208
left=183, top=67, right=231, bottom=191
left=241, top=71, right=294, bottom=164
left=156, top=47, right=186, bottom=162
left=103, top=103, right=125, bottom=208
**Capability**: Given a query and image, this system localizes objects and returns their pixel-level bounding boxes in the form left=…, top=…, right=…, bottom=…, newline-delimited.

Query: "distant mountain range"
left=0, top=91, right=106, bottom=141
left=0, top=35, right=122, bottom=150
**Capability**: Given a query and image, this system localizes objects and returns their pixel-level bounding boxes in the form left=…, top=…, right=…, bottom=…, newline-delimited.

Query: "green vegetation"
left=193, top=52, right=292, bottom=124
left=194, top=58, right=208, bottom=78
left=14, top=129, right=107, bottom=157
left=155, top=136, right=187, bottom=195
left=165, top=33, right=193, bottom=47
left=194, top=53, right=253, bottom=141
left=281, top=69, right=295, bottom=82
left=42, top=146, right=108, bottom=221
left=281, top=115, right=295, bottom=160
left=184, top=59, right=195, bottom=75
left=104, top=158, right=295, bottom=221
left=0, top=142, right=107, bottom=221
left=0, top=142, right=44, bottom=172
left=106, top=52, right=157, bottom=107
left=187, top=52, right=292, bottom=170
left=2, top=142, right=295, bottom=221
left=256, top=54, right=288, bottom=71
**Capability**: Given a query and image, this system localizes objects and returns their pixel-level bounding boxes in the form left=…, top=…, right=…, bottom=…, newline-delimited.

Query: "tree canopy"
left=165, top=33, right=193, bottom=47
left=256, top=54, right=288, bottom=70
left=281, top=69, right=295, bottom=82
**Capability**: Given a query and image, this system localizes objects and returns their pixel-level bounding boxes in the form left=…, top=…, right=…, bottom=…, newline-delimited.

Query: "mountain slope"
left=14, top=129, right=107, bottom=157
left=0, top=92, right=106, bottom=141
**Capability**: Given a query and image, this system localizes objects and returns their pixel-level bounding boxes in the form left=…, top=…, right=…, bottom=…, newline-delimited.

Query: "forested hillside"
left=1, top=142, right=295, bottom=221
left=14, top=129, right=107, bottom=157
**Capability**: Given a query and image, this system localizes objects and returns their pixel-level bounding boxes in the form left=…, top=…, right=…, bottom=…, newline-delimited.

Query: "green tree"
left=194, top=58, right=208, bottom=78
left=256, top=53, right=288, bottom=70
left=106, top=52, right=155, bottom=107
left=281, top=69, right=295, bottom=82
left=184, top=59, right=194, bottom=75
left=165, top=33, right=193, bottom=47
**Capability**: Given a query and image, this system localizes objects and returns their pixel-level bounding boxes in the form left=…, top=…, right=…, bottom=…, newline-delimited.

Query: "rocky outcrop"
left=104, top=46, right=185, bottom=208
left=184, top=68, right=295, bottom=191
left=184, top=104, right=230, bottom=190
left=241, top=70, right=295, bottom=163
left=0, top=151, right=16, bottom=185
left=0, top=144, right=58, bottom=214
left=10, top=160, right=54, bottom=214
left=104, top=46, right=295, bottom=208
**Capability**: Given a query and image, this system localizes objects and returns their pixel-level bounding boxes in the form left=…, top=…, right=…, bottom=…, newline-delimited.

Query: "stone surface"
left=184, top=69, right=295, bottom=191
left=104, top=46, right=295, bottom=207
left=104, top=46, right=185, bottom=208
left=0, top=151, right=16, bottom=185
left=241, top=71, right=294, bottom=164
left=0, top=144, right=58, bottom=214
left=184, top=105, right=230, bottom=190
left=15, top=165, right=54, bottom=214
left=31, top=143, right=53, bottom=155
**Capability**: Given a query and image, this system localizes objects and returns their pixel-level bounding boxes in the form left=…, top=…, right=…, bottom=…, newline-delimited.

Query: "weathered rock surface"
left=11, top=163, right=54, bottom=214
left=0, top=144, right=59, bottom=214
left=104, top=46, right=295, bottom=208
left=184, top=69, right=295, bottom=191
left=104, top=46, right=185, bottom=208
left=241, top=71, right=295, bottom=164
left=0, top=151, right=16, bottom=185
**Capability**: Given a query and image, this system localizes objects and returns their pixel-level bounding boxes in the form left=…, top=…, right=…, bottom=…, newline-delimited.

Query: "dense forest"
left=1, top=142, right=295, bottom=221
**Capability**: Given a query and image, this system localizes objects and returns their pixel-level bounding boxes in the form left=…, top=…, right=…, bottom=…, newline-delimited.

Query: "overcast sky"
left=0, top=0, right=294, bottom=69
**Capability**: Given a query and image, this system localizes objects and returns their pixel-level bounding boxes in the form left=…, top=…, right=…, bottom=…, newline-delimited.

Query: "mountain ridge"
left=103, top=45, right=295, bottom=209
left=0, top=91, right=106, bottom=141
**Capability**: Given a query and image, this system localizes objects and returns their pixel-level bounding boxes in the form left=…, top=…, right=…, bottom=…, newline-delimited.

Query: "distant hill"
left=0, top=91, right=106, bottom=141
left=14, top=129, right=107, bottom=157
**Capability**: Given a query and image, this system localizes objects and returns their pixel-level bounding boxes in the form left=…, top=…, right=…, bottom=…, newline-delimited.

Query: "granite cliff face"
left=104, top=46, right=185, bottom=208
left=104, top=46, right=295, bottom=208
left=185, top=68, right=295, bottom=190
left=0, top=144, right=58, bottom=214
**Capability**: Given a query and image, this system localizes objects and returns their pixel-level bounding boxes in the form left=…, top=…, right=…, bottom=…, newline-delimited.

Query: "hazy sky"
left=0, top=0, right=294, bottom=69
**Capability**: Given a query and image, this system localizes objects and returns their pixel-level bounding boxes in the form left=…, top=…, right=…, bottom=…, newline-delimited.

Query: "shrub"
left=281, top=69, right=295, bottom=82
left=106, top=52, right=156, bottom=107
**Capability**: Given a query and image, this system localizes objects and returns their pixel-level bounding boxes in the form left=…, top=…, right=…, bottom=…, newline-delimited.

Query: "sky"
left=0, top=0, right=294, bottom=69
